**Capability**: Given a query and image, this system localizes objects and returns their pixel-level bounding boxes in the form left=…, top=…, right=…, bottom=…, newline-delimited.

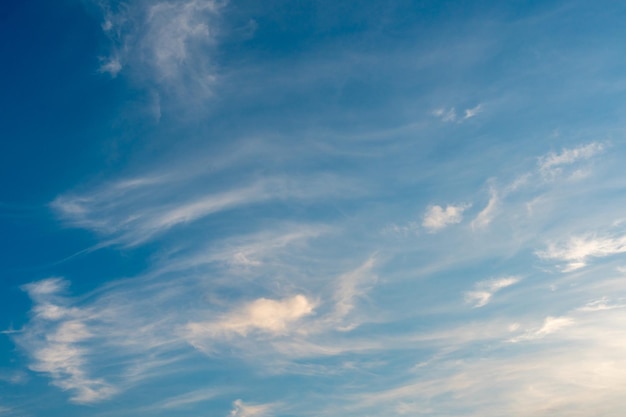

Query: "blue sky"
left=2, top=0, right=626, bottom=416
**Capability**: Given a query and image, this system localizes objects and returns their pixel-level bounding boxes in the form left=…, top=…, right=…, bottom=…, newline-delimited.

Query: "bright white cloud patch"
left=465, top=276, right=520, bottom=308
left=537, top=233, right=626, bottom=271
left=186, top=295, right=315, bottom=340
left=422, top=204, right=469, bottom=232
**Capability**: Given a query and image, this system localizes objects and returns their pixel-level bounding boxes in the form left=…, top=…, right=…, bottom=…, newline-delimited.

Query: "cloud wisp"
left=432, top=104, right=482, bottom=123
left=14, top=279, right=117, bottom=404
left=464, top=276, right=520, bottom=308
left=538, top=142, right=605, bottom=179
left=51, top=174, right=354, bottom=247
left=98, top=0, right=225, bottom=98
left=470, top=186, right=498, bottom=230
left=537, top=233, right=626, bottom=272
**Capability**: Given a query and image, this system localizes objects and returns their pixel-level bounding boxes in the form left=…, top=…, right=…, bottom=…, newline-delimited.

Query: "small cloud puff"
left=465, top=276, right=520, bottom=308
left=422, top=203, right=470, bottom=232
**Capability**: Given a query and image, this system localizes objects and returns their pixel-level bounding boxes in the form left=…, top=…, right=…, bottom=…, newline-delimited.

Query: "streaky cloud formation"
left=4, top=1, right=626, bottom=417
left=470, top=186, right=498, bottom=230
left=537, top=232, right=626, bottom=271
left=52, top=174, right=354, bottom=247
left=538, top=142, right=605, bottom=179
left=465, top=276, right=520, bottom=308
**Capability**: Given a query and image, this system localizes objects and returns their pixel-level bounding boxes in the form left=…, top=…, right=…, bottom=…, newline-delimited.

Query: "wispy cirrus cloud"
left=15, top=279, right=117, bottom=404
left=538, top=142, right=605, bottom=179
left=470, top=186, right=498, bottom=230
left=97, top=0, right=225, bottom=96
left=510, top=315, right=575, bottom=342
left=14, top=250, right=381, bottom=404
left=465, top=276, right=520, bottom=308
left=537, top=233, right=626, bottom=272
left=52, top=174, right=354, bottom=247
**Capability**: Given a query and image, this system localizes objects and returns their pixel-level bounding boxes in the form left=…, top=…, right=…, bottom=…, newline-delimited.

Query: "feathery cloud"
left=51, top=175, right=352, bottom=247
left=538, top=142, right=604, bottom=179
left=465, top=276, right=520, bottom=308
left=15, top=279, right=117, bottom=404
left=471, top=186, right=498, bottom=230
left=537, top=233, right=626, bottom=271
left=510, top=316, right=575, bottom=342
left=97, top=0, right=225, bottom=99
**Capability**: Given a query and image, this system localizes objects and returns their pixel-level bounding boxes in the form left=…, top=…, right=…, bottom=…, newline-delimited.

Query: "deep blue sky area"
left=2, top=1, right=626, bottom=416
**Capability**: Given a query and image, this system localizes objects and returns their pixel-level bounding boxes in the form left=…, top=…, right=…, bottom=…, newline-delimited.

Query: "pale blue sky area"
left=2, top=1, right=626, bottom=416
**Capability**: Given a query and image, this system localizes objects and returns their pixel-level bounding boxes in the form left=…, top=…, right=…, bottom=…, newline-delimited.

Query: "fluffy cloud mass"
left=422, top=204, right=470, bottom=232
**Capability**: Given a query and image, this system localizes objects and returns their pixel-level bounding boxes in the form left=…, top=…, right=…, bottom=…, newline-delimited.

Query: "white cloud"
left=228, top=399, right=273, bottom=417
left=422, top=204, right=470, bottom=232
left=329, top=257, right=377, bottom=330
left=470, top=186, right=498, bottom=230
left=578, top=297, right=625, bottom=312
left=537, top=233, right=626, bottom=271
left=51, top=175, right=350, bottom=247
left=510, top=316, right=575, bottom=342
left=97, top=0, right=224, bottom=97
left=538, top=142, right=604, bottom=178
left=16, top=279, right=117, bottom=404
left=186, top=294, right=315, bottom=341
left=465, top=276, right=520, bottom=308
